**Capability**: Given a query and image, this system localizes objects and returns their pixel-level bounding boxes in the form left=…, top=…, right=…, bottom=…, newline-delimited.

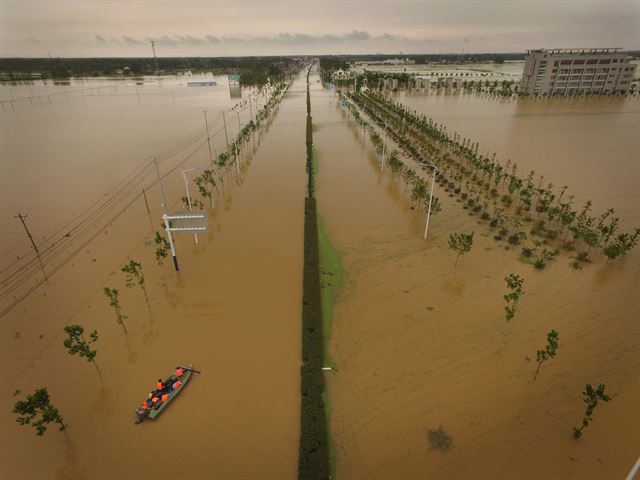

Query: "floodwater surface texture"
left=1, top=67, right=639, bottom=480
left=312, top=79, right=639, bottom=478
left=0, top=74, right=307, bottom=478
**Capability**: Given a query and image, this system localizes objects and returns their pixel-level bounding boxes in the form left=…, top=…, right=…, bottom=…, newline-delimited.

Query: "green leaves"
left=504, top=274, right=524, bottom=321
left=122, top=259, right=144, bottom=289
left=533, top=330, right=559, bottom=381
left=448, top=231, right=474, bottom=266
left=104, top=287, right=127, bottom=333
left=13, top=388, right=65, bottom=436
left=153, top=231, right=170, bottom=265
left=63, top=324, right=99, bottom=368
left=573, top=383, right=611, bottom=438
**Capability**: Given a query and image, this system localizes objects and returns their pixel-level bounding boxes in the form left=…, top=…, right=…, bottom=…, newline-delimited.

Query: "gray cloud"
left=345, top=30, right=369, bottom=41
left=94, top=31, right=391, bottom=47
left=177, top=34, right=204, bottom=45
left=122, top=35, right=143, bottom=45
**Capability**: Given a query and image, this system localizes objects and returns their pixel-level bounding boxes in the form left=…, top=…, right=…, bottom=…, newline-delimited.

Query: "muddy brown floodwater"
left=312, top=78, right=640, bottom=478
left=0, top=74, right=307, bottom=478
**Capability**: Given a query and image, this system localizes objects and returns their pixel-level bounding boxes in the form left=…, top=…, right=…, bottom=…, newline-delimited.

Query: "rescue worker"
left=172, top=380, right=182, bottom=391
left=156, top=378, right=164, bottom=391
left=176, top=366, right=184, bottom=378
left=161, top=393, right=169, bottom=403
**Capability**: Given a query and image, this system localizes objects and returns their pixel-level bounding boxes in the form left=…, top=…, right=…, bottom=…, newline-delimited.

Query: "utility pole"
left=222, top=111, right=230, bottom=146
left=153, top=157, right=169, bottom=215
left=223, top=111, right=239, bottom=174
left=151, top=41, right=159, bottom=74
left=15, top=212, right=39, bottom=254
left=236, top=111, right=243, bottom=159
left=203, top=111, right=214, bottom=169
left=16, top=212, right=47, bottom=279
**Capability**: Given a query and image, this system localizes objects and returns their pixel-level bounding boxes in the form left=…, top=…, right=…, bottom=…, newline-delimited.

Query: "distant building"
left=520, top=48, right=637, bottom=95
left=331, top=69, right=352, bottom=81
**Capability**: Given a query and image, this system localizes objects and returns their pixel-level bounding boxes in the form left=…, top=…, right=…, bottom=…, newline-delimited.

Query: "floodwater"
left=394, top=91, right=640, bottom=228
left=312, top=76, right=640, bottom=478
left=0, top=73, right=306, bottom=478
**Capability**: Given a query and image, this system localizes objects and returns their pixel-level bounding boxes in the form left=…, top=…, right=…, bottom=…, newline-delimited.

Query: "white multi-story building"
left=520, top=48, right=637, bottom=95
left=331, top=68, right=352, bottom=81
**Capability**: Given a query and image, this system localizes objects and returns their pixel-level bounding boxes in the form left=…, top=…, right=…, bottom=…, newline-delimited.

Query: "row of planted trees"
left=340, top=90, right=614, bottom=439
left=12, top=81, right=293, bottom=438
left=339, top=92, right=443, bottom=226
left=180, top=82, right=289, bottom=213
left=350, top=90, right=639, bottom=270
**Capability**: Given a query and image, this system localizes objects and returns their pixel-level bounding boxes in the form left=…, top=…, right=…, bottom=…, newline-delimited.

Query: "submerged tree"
left=13, top=388, right=66, bottom=436
left=503, top=274, right=525, bottom=321
left=533, top=329, right=559, bottom=381
left=573, top=383, right=612, bottom=438
left=122, top=259, right=149, bottom=305
left=153, top=231, right=169, bottom=266
left=603, top=228, right=640, bottom=263
left=104, top=287, right=127, bottom=334
left=63, top=324, right=99, bottom=374
left=448, top=231, right=474, bottom=266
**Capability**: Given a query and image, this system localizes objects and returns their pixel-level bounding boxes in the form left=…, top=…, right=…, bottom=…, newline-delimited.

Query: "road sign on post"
left=162, top=211, right=208, bottom=271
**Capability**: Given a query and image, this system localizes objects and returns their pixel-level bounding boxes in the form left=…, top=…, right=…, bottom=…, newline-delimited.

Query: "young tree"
left=13, top=388, right=66, bottom=436
left=503, top=274, right=525, bottom=321
left=104, top=287, right=127, bottom=334
left=153, top=231, right=169, bottom=265
left=63, top=325, right=99, bottom=373
left=533, top=329, right=559, bottom=381
left=122, top=259, right=149, bottom=305
left=573, top=383, right=612, bottom=438
left=448, top=231, right=474, bottom=266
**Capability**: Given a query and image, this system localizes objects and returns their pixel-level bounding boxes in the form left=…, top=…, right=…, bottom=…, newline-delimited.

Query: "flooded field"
left=312, top=75, right=639, bottom=478
left=2, top=65, right=639, bottom=480
left=393, top=91, right=640, bottom=227
left=0, top=74, right=306, bottom=478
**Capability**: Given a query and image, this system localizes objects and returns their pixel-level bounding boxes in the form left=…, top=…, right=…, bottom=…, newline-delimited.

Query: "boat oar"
left=178, top=366, right=201, bottom=374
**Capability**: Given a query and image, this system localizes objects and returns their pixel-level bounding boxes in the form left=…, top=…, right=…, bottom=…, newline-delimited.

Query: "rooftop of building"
left=528, top=48, right=624, bottom=55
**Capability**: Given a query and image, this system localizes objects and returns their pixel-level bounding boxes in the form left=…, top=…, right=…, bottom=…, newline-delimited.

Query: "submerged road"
left=0, top=73, right=308, bottom=479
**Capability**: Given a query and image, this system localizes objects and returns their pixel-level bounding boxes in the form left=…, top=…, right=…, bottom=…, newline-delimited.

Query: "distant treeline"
left=0, top=56, right=299, bottom=85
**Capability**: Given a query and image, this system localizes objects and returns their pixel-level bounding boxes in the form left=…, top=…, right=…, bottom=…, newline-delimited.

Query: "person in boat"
left=175, top=366, right=184, bottom=378
left=172, top=379, right=182, bottom=391
left=135, top=400, right=151, bottom=424
left=156, top=378, right=164, bottom=391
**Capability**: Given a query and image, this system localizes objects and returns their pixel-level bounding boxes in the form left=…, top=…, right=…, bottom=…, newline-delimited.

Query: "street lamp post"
left=422, top=163, right=438, bottom=240
left=182, top=166, right=203, bottom=244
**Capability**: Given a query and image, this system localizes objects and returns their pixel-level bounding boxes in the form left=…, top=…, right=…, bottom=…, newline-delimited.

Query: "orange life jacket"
left=157, top=382, right=163, bottom=390
left=173, top=381, right=181, bottom=390
left=176, top=368, right=184, bottom=377
left=151, top=397, right=159, bottom=403
left=141, top=401, right=149, bottom=409
left=161, top=393, right=169, bottom=402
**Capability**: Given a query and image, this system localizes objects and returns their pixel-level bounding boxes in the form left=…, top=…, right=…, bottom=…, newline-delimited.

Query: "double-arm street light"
left=420, top=162, right=438, bottom=240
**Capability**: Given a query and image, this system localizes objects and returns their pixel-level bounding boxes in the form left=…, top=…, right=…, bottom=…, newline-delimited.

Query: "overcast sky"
left=1, top=0, right=638, bottom=57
